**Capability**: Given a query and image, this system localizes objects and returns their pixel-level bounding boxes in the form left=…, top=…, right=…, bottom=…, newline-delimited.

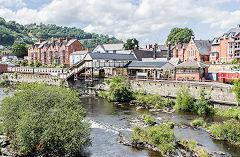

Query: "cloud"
left=0, top=0, right=240, bottom=44
left=0, top=0, right=26, bottom=8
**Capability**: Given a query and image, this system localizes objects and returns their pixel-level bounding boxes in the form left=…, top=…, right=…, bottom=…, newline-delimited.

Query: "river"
left=80, top=96, right=240, bottom=157
left=0, top=88, right=239, bottom=157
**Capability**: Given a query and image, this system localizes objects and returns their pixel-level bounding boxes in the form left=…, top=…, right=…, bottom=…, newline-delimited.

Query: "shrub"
left=232, top=79, right=240, bottom=105
left=0, top=123, right=4, bottom=135
left=193, top=89, right=215, bottom=116
left=141, top=114, right=156, bottom=126
left=98, top=91, right=108, bottom=99
left=59, top=63, right=66, bottom=68
left=0, top=83, right=91, bottom=155
left=104, top=78, right=111, bottom=85
left=3, top=87, right=9, bottom=95
left=216, top=106, right=240, bottom=119
left=229, top=79, right=235, bottom=85
left=35, top=60, right=42, bottom=67
left=29, top=60, right=34, bottom=67
left=131, top=124, right=176, bottom=155
left=108, top=76, right=134, bottom=102
left=175, top=86, right=194, bottom=111
left=190, top=119, right=203, bottom=127
left=209, top=120, right=240, bottom=146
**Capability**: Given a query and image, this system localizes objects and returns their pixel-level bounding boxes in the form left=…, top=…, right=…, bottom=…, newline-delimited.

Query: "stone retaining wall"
left=3, top=73, right=68, bottom=86
left=129, top=80, right=237, bottom=105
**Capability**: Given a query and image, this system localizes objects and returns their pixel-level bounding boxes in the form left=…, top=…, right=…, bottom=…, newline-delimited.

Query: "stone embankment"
left=129, top=80, right=237, bottom=105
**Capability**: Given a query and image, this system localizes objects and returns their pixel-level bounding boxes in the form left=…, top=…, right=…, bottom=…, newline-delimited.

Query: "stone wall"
left=129, top=80, right=237, bottom=105
left=4, top=73, right=68, bottom=86
left=208, top=64, right=237, bottom=73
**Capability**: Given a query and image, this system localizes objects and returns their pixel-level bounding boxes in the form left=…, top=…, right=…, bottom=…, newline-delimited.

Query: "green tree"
left=11, top=43, right=28, bottom=58
left=193, top=89, right=214, bottom=116
left=0, top=83, right=91, bottom=156
left=232, top=79, right=240, bottom=105
left=108, top=77, right=133, bottom=102
left=175, top=85, right=194, bottom=112
left=166, top=27, right=194, bottom=45
left=124, top=38, right=139, bottom=50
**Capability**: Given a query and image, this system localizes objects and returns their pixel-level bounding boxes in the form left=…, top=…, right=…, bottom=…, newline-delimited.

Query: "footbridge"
left=59, top=53, right=136, bottom=81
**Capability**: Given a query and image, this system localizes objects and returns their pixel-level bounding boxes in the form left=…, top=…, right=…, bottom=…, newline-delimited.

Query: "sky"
left=0, top=0, right=240, bottom=46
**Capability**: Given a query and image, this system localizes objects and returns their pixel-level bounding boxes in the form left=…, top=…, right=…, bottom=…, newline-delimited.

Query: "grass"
left=190, top=119, right=207, bottom=128
left=0, top=123, right=4, bottom=135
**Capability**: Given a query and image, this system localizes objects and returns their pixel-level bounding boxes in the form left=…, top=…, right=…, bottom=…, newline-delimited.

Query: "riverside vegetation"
left=0, top=83, right=91, bottom=156
left=100, top=76, right=240, bottom=151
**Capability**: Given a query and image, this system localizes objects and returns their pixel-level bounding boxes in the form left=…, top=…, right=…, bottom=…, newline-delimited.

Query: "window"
left=70, top=45, right=72, bottom=49
left=229, top=43, right=233, bottom=54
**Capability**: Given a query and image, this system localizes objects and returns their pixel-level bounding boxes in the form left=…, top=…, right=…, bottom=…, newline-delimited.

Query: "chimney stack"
left=167, top=42, right=171, bottom=61
left=119, top=40, right=123, bottom=44
left=153, top=44, right=157, bottom=59
left=39, top=39, right=45, bottom=43
left=109, top=40, right=113, bottom=44
left=149, top=44, right=152, bottom=49
left=87, top=48, right=90, bottom=52
left=66, top=37, right=72, bottom=42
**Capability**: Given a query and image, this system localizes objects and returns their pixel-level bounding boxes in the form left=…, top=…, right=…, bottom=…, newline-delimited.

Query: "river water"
left=1, top=89, right=239, bottom=157
left=80, top=97, right=240, bottom=157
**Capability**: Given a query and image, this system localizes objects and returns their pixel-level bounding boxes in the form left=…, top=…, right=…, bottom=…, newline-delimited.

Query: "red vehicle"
left=218, top=71, right=240, bottom=83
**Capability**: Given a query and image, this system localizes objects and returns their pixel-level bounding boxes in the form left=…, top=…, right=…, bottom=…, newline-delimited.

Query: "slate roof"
left=133, top=50, right=167, bottom=61
left=176, top=61, right=209, bottom=68
left=71, top=51, right=88, bottom=55
left=127, top=61, right=175, bottom=70
left=88, top=53, right=136, bottom=60
left=66, top=39, right=77, bottom=46
left=194, top=40, right=211, bottom=55
left=102, top=44, right=124, bottom=51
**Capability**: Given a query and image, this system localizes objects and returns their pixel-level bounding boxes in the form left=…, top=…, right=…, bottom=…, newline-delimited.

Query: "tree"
left=0, top=83, right=91, bottom=156
left=11, top=43, right=28, bottom=58
left=166, top=27, right=194, bottom=45
left=175, top=85, right=194, bottom=112
left=232, top=79, right=240, bottom=105
left=124, top=38, right=139, bottom=50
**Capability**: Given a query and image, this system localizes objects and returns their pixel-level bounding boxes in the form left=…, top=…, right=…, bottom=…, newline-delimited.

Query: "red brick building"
left=172, top=43, right=188, bottom=62
left=184, top=38, right=211, bottom=62
left=28, top=37, right=85, bottom=66
left=210, top=25, right=240, bottom=63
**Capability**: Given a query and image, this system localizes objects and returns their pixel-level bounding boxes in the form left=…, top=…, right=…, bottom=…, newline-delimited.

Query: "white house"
left=2, top=54, right=18, bottom=62
left=69, top=51, right=88, bottom=66
left=92, top=43, right=131, bottom=54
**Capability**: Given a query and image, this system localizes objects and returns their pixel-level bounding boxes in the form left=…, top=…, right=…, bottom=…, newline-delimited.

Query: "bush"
left=59, top=63, right=66, bottom=68
left=193, top=89, right=215, bottom=116
left=179, top=139, right=209, bottom=157
left=209, top=120, right=240, bottom=146
left=35, top=60, right=42, bottom=67
left=3, top=87, right=9, bottom=95
left=229, top=79, right=235, bottom=85
left=131, top=124, right=176, bottom=155
left=0, top=83, right=91, bottom=156
left=216, top=106, right=240, bottom=119
left=29, top=60, right=34, bottom=67
left=232, top=79, right=240, bottom=105
left=104, top=78, right=111, bottom=85
left=108, top=76, right=133, bottom=102
left=190, top=119, right=203, bottom=127
left=175, top=86, right=194, bottom=112
left=98, top=91, right=108, bottom=99
left=141, top=114, right=155, bottom=126
left=0, top=123, right=4, bottom=135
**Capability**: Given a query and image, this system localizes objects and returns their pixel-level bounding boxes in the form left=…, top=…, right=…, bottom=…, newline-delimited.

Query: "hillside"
left=0, top=17, right=119, bottom=49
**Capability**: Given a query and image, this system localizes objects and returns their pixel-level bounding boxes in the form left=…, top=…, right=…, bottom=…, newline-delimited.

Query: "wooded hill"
left=0, top=17, right=119, bottom=49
